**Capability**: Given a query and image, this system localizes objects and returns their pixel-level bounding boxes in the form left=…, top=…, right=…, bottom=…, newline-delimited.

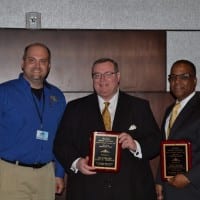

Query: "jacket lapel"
left=168, top=93, right=200, bottom=138
left=112, top=91, right=130, bottom=131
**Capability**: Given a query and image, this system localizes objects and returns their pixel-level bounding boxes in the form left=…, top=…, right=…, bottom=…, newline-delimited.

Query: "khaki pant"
left=0, top=159, right=55, bottom=200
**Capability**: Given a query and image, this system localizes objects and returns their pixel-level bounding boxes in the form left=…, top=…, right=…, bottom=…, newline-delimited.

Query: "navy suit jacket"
left=160, top=93, right=200, bottom=199
left=54, top=91, right=161, bottom=200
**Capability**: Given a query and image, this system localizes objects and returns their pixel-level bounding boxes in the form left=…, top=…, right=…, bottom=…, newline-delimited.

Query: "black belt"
left=1, top=158, right=49, bottom=169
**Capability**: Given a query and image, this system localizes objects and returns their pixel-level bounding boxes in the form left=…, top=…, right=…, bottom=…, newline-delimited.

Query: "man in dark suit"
left=156, top=60, right=200, bottom=200
left=54, top=58, right=161, bottom=200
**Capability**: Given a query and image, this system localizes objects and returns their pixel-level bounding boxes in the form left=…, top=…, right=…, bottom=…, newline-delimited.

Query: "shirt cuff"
left=70, top=158, right=80, bottom=173
left=55, top=159, right=65, bottom=178
left=130, top=140, right=142, bottom=159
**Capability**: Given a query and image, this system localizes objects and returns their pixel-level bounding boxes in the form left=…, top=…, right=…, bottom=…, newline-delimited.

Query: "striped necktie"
left=102, top=102, right=111, bottom=131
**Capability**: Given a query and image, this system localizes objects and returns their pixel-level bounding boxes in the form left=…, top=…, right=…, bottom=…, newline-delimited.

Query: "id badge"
left=36, top=130, right=49, bottom=141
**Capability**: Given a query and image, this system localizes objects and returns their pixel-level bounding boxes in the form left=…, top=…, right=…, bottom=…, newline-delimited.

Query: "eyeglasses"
left=168, top=73, right=194, bottom=82
left=92, top=71, right=118, bottom=79
left=24, top=57, right=49, bottom=66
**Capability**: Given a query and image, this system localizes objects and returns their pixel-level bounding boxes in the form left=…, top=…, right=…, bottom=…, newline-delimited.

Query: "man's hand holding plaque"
left=160, top=140, right=192, bottom=181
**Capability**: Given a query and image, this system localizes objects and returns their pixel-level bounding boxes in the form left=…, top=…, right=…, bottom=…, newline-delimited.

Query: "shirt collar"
left=177, top=91, right=195, bottom=108
left=98, top=89, right=119, bottom=111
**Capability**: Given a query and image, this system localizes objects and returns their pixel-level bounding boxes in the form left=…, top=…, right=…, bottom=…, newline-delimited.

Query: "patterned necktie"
left=167, top=102, right=181, bottom=137
left=102, top=102, right=111, bottom=131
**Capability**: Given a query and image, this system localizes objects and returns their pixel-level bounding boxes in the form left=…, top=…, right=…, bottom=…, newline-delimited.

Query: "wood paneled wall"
left=0, top=29, right=166, bottom=92
left=0, top=29, right=174, bottom=200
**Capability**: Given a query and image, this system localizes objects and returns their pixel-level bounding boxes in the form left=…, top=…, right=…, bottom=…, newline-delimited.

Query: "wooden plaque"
left=89, top=131, right=121, bottom=173
left=160, top=140, right=192, bottom=181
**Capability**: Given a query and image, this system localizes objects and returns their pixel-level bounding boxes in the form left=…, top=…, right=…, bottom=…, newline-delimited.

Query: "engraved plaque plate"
left=160, top=140, right=192, bottom=181
left=89, top=131, right=121, bottom=172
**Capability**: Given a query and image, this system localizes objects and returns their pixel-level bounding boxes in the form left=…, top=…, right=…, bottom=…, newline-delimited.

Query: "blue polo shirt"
left=0, top=73, right=66, bottom=177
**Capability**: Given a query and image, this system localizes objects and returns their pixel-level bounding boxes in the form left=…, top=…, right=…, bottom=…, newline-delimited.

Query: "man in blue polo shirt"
left=0, top=42, right=66, bottom=200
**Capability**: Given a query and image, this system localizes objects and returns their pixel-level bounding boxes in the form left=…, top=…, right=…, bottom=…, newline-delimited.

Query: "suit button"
left=104, top=180, right=112, bottom=189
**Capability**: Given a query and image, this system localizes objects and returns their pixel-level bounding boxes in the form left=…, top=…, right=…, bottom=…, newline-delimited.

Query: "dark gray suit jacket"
left=160, top=93, right=200, bottom=200
left=54, top=91, right=161, bottom=200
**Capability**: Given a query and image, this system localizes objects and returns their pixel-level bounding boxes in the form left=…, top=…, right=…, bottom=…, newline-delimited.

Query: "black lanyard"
left=32, top=89, right=45, bottom=129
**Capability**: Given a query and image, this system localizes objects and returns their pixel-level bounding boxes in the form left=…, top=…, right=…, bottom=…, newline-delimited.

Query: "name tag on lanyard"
left=36, top=130, right=49, bottom=141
